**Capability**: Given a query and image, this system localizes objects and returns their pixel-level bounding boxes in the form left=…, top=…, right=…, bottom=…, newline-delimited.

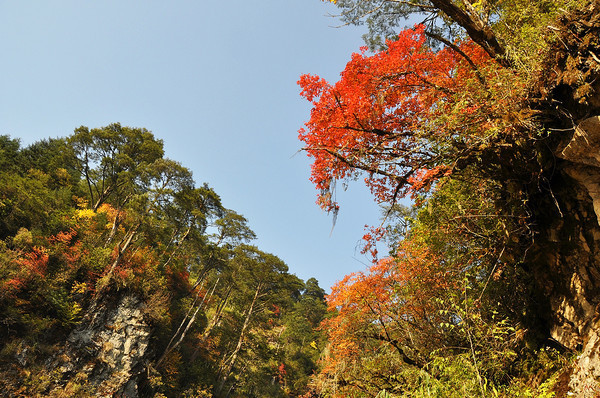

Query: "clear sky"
left=0, top=1, right=387, bottom=291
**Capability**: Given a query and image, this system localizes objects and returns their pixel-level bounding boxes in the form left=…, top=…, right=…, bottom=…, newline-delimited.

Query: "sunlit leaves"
left=0, top=126, right=328, bottom=397
left=298, top=25, right=504, bottom=211
left=315, top=237, right=461, bottom=395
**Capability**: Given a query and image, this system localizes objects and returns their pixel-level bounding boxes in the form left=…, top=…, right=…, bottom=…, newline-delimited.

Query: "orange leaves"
left=298, top=74, right=331, bottom=104
left=2, top=227, right=93, bottom=298
left=20, top=246, right=49, bottom=277
left=277, top=363, right=287, bottom=385
left=406, top=165, right=453, bottom=200
left=298, top=25, right=495, bottom=209
left=110, top=245, right=160, bottom=288
left=166, top=265, right=192, bottom=293
left=49, top=228, right=85, bottom=267
left=322, top=238, right=456, bottom=377
left=1, top=245, right=50, bottom=298
left=361, top=225, right=386, bottom=260
left=3, top=277, right=25, bottom=297
left=50, top=229, right=77, bottom=245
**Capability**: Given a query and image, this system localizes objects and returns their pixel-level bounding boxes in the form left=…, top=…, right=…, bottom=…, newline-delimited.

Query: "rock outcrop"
left=569, top=319, right=600, bottom=397
left=551, top=116, right=600, bottom=396
left=49, top=293, right=151, bottom=397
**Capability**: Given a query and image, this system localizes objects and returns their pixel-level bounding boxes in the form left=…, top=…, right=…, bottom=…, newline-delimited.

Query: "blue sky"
left=0, top=1, right=387, bottom=291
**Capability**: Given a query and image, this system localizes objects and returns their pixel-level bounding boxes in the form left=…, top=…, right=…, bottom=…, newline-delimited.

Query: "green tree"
left=0, top=126, right=329, bottom=397
left=0, top=135, right=21, bottom=173
left=280, top=278, right=328, bottom=396
left=68, top=123, right=164, bottom=211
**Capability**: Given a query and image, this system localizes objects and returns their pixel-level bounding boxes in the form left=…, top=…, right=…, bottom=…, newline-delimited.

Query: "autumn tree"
left=301, top=0, right=597, bottom=395
left=299, top=24, right=529, bottom=215
left=304, top=0, right=583, bottom=213
left=309, top=176, right=541, bottom=396
left=69, top=123, right=164, bottom=212
left=0, top=126, right=328, bottom=397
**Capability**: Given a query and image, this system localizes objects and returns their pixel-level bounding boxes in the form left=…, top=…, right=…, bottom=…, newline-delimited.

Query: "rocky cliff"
left=49, top=294, right=151, bottom=397
left=549, top=117, right=600, bottom=396
left=531, top=4, right=600, bottom=394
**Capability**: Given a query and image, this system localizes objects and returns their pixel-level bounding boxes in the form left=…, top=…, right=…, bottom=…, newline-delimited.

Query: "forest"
left=297, top=0, right=600, bottom=396
left=2, top=0, right=600, bottom=397
left=0, top=125, right=327, bottom=397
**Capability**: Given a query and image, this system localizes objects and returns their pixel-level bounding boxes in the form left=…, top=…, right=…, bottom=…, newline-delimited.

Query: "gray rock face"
left=569, top=319, right=600, bottom=397
left=51, top=293, right=151, bottom=397
left=560, top=116, right=600, bottom=222
left=556, top=116, right=600, bottom=396
left=560, top=117, right=600, bottom=169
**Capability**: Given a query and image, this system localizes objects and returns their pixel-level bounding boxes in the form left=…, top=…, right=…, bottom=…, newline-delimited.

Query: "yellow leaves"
left=53, top=168, right=71, bottom=186
left=71, top=281, right=87, bottom=295
left=75, top=208, right=96, bottom=219
left=67, top=302, right=82, bottom=323
left=74, top=197, right=89, bottom=209
left=96, top=203, right=113, bottom=215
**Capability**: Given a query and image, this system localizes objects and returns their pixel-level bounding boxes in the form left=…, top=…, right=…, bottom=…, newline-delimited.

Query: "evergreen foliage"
left=0, top=126, right=327, bottom=397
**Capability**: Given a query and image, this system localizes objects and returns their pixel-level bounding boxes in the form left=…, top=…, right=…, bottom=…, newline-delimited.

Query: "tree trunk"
left=155, top=278, right=214, bottom=367
left=105, top=222, right=140, bottom=279
left=428, top=0, right=509, bottom=66
left=215, top=282, right=262, bottom=397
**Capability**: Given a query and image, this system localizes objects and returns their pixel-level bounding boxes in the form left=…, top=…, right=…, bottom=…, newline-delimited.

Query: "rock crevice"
left=553, top=115, right=600, bottom=396
left=50, top=293, right=151, bottom=397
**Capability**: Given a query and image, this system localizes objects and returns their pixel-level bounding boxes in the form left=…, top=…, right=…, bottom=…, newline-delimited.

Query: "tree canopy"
left=0, top=125, right=328, bottom=397
left=300, top=0, right=594, bottom=396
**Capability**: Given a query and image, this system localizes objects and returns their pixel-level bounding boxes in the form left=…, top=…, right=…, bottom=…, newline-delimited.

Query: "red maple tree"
left=298, top=25, right=521, bottom=211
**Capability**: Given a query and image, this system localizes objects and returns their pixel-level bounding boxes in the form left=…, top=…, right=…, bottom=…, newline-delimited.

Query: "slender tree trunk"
left=215, top=283, right=262, bottom=397
left=105, top=211, right=121, bottom=247
left=105, top=222, right=139, bottom=277
left=188, top=283, right=233, bottom=363
left=92, top=184, right=113, bottom=211
left=200, top=283, right=233, bottom=342
left=162, top=216, right=196, bottom=268
left=104, top=196, right=131, bottom=247
left=156, top=277, right=219, bottom=367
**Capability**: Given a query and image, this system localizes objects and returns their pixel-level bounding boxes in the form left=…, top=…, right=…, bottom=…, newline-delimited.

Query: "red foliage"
left=111, top=246, right=159, bottom=286
left=166, top=265, right=192, bottom=293
left=298, top=25, right=493, bottom=211
left=271, top=304, right=281, bottom=318
left=361, top=225, right=386, bottom=261
left=49, top=228, right=85, bottom=268
left=20, top=246, right=49, bottom=277
left=49, top=228, right=77, bottom=245
left=277, top=362, right=287, bottom=385
left=2, top=246, right=50, bottom=297
left=3, top=277, right=26, bottom=297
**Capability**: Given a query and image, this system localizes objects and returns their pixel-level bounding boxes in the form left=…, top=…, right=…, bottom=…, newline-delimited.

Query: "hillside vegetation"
left=2, top=0, right=600, bottom=397
left=0, top=125, right=327, bottom=397
left=298, top=0, right=600, bottom=396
